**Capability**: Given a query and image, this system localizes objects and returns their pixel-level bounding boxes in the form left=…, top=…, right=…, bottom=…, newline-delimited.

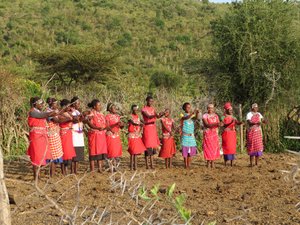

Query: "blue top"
left=181, top=113, right=197, bottom=147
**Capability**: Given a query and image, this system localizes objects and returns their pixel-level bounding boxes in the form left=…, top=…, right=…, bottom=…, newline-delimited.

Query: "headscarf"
left=251, top=103, right=258, bottom=109
left=107, top=102, right=115, bottom=112
left=224, top=102, right=232, bottom=110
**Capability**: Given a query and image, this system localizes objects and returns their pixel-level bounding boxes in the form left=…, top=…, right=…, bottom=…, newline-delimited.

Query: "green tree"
left=211, top=0, right=299, bottom=105
left=31, top=45, right=119, bottom=88
left=211, top=0, right=300, bottom=152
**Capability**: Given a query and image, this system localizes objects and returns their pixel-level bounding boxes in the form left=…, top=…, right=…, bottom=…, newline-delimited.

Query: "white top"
left=246, top=112, right=263, bottom=121
left=72, top=110, right=85, bottom=147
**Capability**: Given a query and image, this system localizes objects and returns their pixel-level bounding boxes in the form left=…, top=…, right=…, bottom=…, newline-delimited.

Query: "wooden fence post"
left=239, top=104, right=244, bottom=153
left=0, top=145, right=11, bottom=225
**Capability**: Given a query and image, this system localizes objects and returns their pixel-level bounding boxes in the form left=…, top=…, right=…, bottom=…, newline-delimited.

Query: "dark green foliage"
left=211, top=0, right=300, bottom=106
left=31, top=45, right=118, bottom=87
left=150, top=68, right=181, bottom=90
left=117, top=32, right=132, bottom=47
left=211, top=0, right=300, bottom=151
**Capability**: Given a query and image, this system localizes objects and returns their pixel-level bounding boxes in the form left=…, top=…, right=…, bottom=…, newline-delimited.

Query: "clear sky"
left=210, top=0, right=237, bottom=3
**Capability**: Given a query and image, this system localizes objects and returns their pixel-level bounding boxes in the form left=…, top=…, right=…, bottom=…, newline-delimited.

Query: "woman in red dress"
left=106, top=103, right=124, bottom=170
left=27, top=97, right=56, bottom=179
left=159, top=109, right=176, bottom=169
left=221, top=102, right=243, bottom=167
left=59, top=99, right=76, bottom=175
left=141, top=96, right=163, bottom=169
left=202, top=104, right=221, bottom=168
left=128, top=105, right=146, bottom=170
left=86, top=99, right=108, bottom=172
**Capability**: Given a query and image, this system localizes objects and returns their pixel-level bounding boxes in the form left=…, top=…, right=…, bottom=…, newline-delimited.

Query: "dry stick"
left=97, top=207, right=107, bottom=224
left=118, top=205, right=142, bottom=224
left=70, top=173, right=88, bottom=224
left=264, top=69, right=281, bottom=108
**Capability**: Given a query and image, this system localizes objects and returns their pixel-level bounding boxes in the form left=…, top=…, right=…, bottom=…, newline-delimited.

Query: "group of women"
left=27, top=95, right=266, bottom=179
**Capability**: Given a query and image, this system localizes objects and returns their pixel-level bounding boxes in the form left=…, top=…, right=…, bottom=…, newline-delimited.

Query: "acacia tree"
left=211, top=0, right=300, bottom=105
left=31, top=45, right=119, bottom=89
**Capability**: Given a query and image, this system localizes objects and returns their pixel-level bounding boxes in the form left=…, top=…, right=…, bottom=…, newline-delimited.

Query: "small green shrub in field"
left=139, top=183, right=193, bottom=223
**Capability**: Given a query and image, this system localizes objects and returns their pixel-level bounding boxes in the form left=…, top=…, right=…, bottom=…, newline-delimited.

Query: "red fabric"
left=159, top=137, right=176, bottom=158
left=222, top=115, right=236, bottom=155
left=88, top=110, right=107, bottom=156
left=106, top=113, right=122, bottom=158
left=60, top=116, right=76, bottom=160
left=128, top=114, right=146, bottom=155
left=128, top=114, right=141, bottom=133
left=142, top=106, right=156, bottom=124
left=159, top=118, right=176, bottom=158
left=224, top=102, right=232, bottom=110
left=203, top=113, right=220, bottom=160
left=128, top=138, right=146, bottom=155
left=247, top=113, right=264, bottom=154
left=27, top=115, right=50, bottom=166
left=142, top=106, right=160, bottom=148
left=161, top=117, right=173, bottom=134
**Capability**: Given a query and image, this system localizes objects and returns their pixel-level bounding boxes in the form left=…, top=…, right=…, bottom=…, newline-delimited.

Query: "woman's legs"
left=184, top=157, right=188, bottom=169
left=255, top=156, right=259, bottom=166
left=187, top=156, right=192, bottom=169
left=73, top=161, right=78, bottom=174
left=150, top=155, right=154, bottom=169
left=130, top=155, right=134, bottom=170
left=90, top=160, right=95, bottom=172
left=50, top=162, right=56, bottom=177
left=145, top=155, right=149, bottom=169
left=249, top=156, right=254, bottom=167
left=134, top=155, right=137, bottom=170
left=97, top=160, right=103, bottom=172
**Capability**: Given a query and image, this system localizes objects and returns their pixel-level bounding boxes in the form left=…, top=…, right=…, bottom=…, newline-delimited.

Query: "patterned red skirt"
left=203, top=129, right=220, bottom=161
left=247, top=126, right=263, bottom=154
left=48, top=127, right=63, bottom=160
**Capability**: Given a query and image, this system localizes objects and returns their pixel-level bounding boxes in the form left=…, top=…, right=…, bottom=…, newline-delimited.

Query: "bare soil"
left=4, top=153, right=300, bottom=225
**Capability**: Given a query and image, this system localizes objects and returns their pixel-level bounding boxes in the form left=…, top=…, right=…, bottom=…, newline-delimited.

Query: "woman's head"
left=131, top=104, right=139, bottom=114
left=164, top=108, right=170, bottom=117
left=107, top=103, right=117, bottom=114
left=251, top=103, right=258, bottom=112
left=71, top=96, right=80, bottom=110
left=47, top=97, right=58, bottom=110
left=146, top=96, right=154, bottom=106
left=224, top=102, right=233, bottom=115
left=30, top=97, right=44, bottom=110
left=207, top=103, right=215, bottom=114
left=60, top=99, right=71, bottom=111
left=182, top=102, right=191, bottom=113
left=88, top=99, right=101, bottom=111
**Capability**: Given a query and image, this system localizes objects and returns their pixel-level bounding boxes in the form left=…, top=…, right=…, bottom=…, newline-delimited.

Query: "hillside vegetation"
left=0, top=0, right=299, bottom=155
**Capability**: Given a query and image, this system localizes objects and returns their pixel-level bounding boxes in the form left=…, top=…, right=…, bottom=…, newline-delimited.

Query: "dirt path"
left=4, top=153, right=300, bottom=224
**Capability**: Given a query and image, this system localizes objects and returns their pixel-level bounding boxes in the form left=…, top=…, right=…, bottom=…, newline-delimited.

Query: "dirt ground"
left=4, top=152, right=300, bottom=225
